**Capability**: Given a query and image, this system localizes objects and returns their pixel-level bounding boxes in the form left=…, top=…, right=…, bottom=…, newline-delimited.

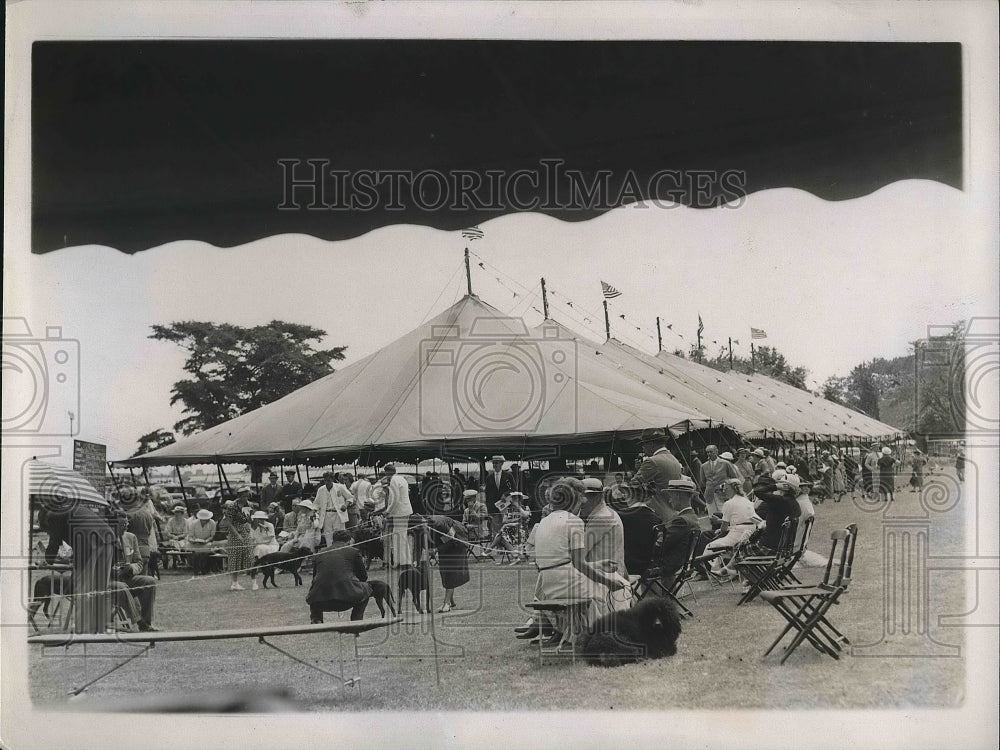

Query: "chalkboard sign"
left=73, top=439, right=107, bottom=493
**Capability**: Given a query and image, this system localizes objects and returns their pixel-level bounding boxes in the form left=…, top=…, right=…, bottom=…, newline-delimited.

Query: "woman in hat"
left=186, top=509, right=218, bottom=576
left=224, top=497, right=254, bottom=591
left=279, top=498, right=320, bottom=553
left=877, top=446, right=898, bottom=503
left=427, top=514, right=471, bottom=612
left=461, top=489, right=489, bottom=545
left=527, top=478, right=629, bottom=648
left=247, top=510, right=279, bottom=591
left=161, top=504, right=190, bottom=569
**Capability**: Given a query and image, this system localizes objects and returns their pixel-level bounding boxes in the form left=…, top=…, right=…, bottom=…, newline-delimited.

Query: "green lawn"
left=28, top=471, right=968, bottom=711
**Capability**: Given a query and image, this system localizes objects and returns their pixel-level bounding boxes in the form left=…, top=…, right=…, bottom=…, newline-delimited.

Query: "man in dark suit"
left=618, top=485, right=664, bottom=576
left=306, top=530, right=371, bottom=622
left=628, top=428, right=683, bottom=523
left=483, top=455, right=515, bottom=534
left=279, top=469, right=303, bottom=513
left=656, top=477, right=707, bottom=588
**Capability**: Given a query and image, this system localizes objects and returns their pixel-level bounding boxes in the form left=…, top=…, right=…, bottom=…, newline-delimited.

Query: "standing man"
left=315, top=472, right=351, bottom=547
left=349, top=474, right=373, bottom=525
left=909, top=449, right=928, bottom=491
left=579, top=478, right=628, bottom=609
left=483, top=455, right=515, bottom=536
left=260, top=472, right=282, bottom=511
left=125, top=491, right=159, bottom=576
left=734, top=448, right=755, bottom=494
left=378, top=464, right=413, bottom=568
left=698, top=445, right=743, bottom=517
left=628, top=428, right=683, bottom=523
left=280, top=469, right=303, bottom=514
left=863, top=444, right=880, bottom=500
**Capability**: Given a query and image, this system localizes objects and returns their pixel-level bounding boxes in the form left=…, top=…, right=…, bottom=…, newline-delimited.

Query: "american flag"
left=751, top=327, right=768, bottom=339
left=461, top=226, right=484, bottom=241
left=601, top=281, right=622, bottom=299
left=698, top=314, right=704, bottom=337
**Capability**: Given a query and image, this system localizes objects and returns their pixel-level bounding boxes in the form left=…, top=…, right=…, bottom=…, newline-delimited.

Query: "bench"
left=164, top=549, right=227, bottom=571
left=29, top=618, right=401, bottom=696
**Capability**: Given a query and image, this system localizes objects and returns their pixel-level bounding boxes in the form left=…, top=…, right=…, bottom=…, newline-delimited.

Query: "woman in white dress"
left=532, top=478, right=629, bottom=646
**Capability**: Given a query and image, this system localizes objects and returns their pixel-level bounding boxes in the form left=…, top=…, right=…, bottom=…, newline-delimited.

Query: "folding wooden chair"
left=733, top=517, right=797, bottom=605
left=769, top=514, right=815, bottom=590
left=632, top=526, right=701, bottom=618
left=760, top=523, right=858, bottom=663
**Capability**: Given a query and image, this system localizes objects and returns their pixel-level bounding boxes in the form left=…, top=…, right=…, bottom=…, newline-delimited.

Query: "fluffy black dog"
left=578, top=596, right=682, bottom=667
left=367, top=579, right=397, bottom=618
left=254, top=547, right=311, bottom=588
left=397, top=564, right=429, bottom=613
left=354, top=525, right=385, bottom=569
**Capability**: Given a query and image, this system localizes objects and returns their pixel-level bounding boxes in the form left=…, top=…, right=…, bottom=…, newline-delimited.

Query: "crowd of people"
left=33, top=438, right=938, bottom=637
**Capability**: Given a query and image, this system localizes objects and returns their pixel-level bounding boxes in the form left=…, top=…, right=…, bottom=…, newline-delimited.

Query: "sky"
left=13, top=178, right=995, bottom=460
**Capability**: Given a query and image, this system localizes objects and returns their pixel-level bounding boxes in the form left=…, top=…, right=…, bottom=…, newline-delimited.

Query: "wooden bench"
left=29, top=618, right=401, bottom=696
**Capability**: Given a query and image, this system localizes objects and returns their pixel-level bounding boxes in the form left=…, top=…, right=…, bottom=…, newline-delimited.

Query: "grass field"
left=28, top=470, right=969, bottom=711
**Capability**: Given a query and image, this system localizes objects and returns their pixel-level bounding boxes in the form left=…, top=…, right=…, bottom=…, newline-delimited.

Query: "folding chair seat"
left=760, top=523, right=857, bottom=663
left=733, top=517, right=797, bottom=605
left=632, top=526, right=701, bottom=618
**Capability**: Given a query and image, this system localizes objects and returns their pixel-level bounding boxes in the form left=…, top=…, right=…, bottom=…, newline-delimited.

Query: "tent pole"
left=128, top=467, right=139, bottom=488
left=465, top=247, right=473, bottom=297
left=541, top=278, right=549, bottom=319
left=656, top=317, right=662, bottom=353
left=603, top=300, right=611, bottom=341
left=175, top=466, right=188, bottom=506
left=142, top=466, right=152, bottom=488
left=220, top=464, right=233, bottom=494
left=216, top=463, right=225, bottom=496
left=107, top=462, right=123, bottom=492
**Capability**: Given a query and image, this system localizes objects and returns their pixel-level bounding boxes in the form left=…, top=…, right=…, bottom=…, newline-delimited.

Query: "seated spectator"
left=656, top=478, right=707, bottom=588
left=110, top=512, right=158, bottom=631
left=186, top=508, right=218, bottom=575
left=750, top=474, right=801, bottom=553
left=306, top=529, right=371, bottom=622
left=161, top=504, right=190, bottom=569
left=490, top=492, right=531, bottom=565
left=461, top=489, right=489, bottom=541
left=579, top=478, right=629, bottom=610
left=247, top=510, right=280, bottom=594
left=279, top=499, right=320, bottom=553
left=528, top=478, right=629, bottom=647
left=606, top=472, right=629, bottom=512
left=704, top=478, right=762, bottom=577
left=617, top=480, right=663, bottom=577
left=791, top=476, right=815, bottom=549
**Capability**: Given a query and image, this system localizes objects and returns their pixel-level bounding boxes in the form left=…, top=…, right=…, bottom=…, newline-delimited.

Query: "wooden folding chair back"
left=632, top=525, right=699, bottom=618
left=760, top=523, right=859, bottom=663
left=735, top=517, right=797, bottom=605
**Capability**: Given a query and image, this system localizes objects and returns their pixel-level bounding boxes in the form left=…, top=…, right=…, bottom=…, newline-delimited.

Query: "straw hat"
left=172, top=504, right=186, bottom=513
left=882, top=447, right=892, bottom=455
left=462, top=489, right=479, bottom=498
left=297, top=499, right=317, bottom=511
left=720, top=451, right=734, bottom=461
left=251, top=510, right=268, bottom=520
left=581, top=478, right=604, bottom=494
left=195, top=509, right=213, bottom=521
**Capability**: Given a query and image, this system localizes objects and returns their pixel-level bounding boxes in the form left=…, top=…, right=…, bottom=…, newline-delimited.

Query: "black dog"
left=397, top=564, right=429, bottom=614
left=367, top=579, right=397, bottom=617
left=354, top=525, right=385, bottom=569
left=147, top=549, right=162, bottom=580
left=577, top=596, right=682, bottom=667
left=254, top=548, right=310, bottom=588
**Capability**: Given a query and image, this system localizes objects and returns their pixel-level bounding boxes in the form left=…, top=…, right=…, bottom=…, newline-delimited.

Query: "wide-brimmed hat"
left=720, top=451, right=734, bottom=461
left=581, top=477, right=604, bottom=494
left=297, top=499, right=317, bottom=511
left=776, top=461, right=787, bottom=468
left=783, top=474, right=801, bottom=490
left=771, top=469, right=788, bottom=482
left=195, top=509, right=213, bottom=520
left=251, top=510, right=268, bottom=520
left=882, top=447, right=892, bottom=455
left=172, top=504, right=186, bottom=513
left=752, top=448, right=765, bottom=458
left=509, top=491, right=528, bottom=499
left=491, top=455, right=506, bottom=463
left=462, top=489, right=479, bottom=498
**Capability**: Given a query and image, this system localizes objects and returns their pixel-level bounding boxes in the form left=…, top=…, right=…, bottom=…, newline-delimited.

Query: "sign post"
left=73, top=439, right=108, bottom=494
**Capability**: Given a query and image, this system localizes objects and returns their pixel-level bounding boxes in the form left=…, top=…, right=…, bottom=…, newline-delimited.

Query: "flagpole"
left=696, top=318, right=702, bottom=359
left=541, top=278, right=549, bottom=319
left=728, top=337, right=733, bottom=372
left=751, top=342, right=756, bottom=375
left=464, top=248, right=473, bottom=296
left=656, top=317, right=662, bottom=353
left=603, top=300, right=611, bottom=341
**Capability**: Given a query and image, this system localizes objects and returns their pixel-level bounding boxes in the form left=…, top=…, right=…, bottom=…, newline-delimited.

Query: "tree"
left=133, top=428, right=176, bottom=457
left=150, top=320, right=347, bottom=436
left=696, top=343, right=811, bottom=390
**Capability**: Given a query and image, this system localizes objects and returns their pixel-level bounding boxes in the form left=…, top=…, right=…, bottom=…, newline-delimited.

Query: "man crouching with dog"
left=306, top=529, right=371, bottom=622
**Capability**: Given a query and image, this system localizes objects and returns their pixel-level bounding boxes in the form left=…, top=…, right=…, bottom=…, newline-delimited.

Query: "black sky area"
left=31, top=40, right=962, bottom=254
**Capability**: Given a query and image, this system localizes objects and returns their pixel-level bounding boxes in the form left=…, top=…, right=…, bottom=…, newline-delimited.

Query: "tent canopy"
left=117, top=294, right=901, bottom=468
left=119, top=295, right=712, bottom=466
